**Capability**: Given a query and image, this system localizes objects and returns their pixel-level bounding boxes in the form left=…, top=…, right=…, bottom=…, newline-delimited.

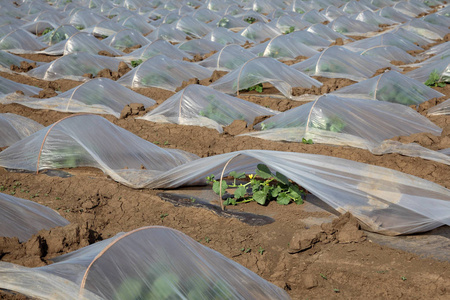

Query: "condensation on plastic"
left=428, top=98, right=450, bottom=116
left=0, top=114, right=199, bottom=187
left=177, top=38, right=224, bottom=55
left=101, top=29, right=149, bottom=51
left=118, top=55, right=212, bottom=91
left=0, top=76, right=41, bottom=97
left=306, top=23, right=350, bottom=41
left=27, top=52, right=122, bottom=81
left=38, top=24, right=79, bottom=46
left=199, top=44, right=256, bottom=71
left=136, top=150, right=450, bottom=235
left=0, top=29, right=48, bottom=53
left=400, top=18, right=450, bottom=40
left=345, top=32, right=423, bottom=52
left=239, top=22, right=282, bottom=43
left=40, top=32, right=124, bottom=56
left=291, top=46, right=382, bottom=82
left=328, top=16, right=379, bottom=36
left=138, top=84, right=278, bottom=132
left=121, top=39, right=191, bottom=62
left=250, top=34, right=319, bottom=61
left=203, top=27, right=249, bottom=46
left=332, top=71, right=444, bottom=106
left=174, top=15, right=212, bottom=38
left=0, top=193, right=69, bottom=242
left=405, top=56, right=450, bottom=83
left=377, top=6, right=412, bottom=23
left=359, top=45, right=416, bottom=64
left=0, top=50, right=35, bottom=68
left=0, top=227, right=290, bottom=299
left=5, top=78, right=156, bottom=118
left=146, top=23, right=188, bottom=43
left=0, top=112, right=43, bottom=146
left=245, top=94, right=441, bottom=149
left=209, top=56, right=322, bottom=98
left=354, top=9, right=399, bottom=26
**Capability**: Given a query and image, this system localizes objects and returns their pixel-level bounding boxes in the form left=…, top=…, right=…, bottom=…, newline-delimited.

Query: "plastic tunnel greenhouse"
left=4, top=78, right=156, bottom=118
left=210, top=56, right=322, bottom=98
left=0, top=193, right=69, bottom=242
left=331, top=70, right=444, bottom=105
left=199, top=44, right=256, bottom=71
left=0, top=113, right=43, bottom=147
left=0, top=226, right=290, bottom=299
left=138, top=84, right=278, bottom=132
left=121, top=39, right=191, bottom=62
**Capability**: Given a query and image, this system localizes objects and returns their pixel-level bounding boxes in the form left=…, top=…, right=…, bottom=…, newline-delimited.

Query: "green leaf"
left=253, top=191, right=267, bottom=205
left=229, top=171, right=246, bottom=179
left=234, top=185, right=246, bottom=199
left=212, top=181, right=228, bottom=195
left=277, top=192, right=291, bottom=205
left=256, top=164, right=272, bottom=179
left=274, top=171, right=290, bottom=185
left=271, top=185, right=282, bottom=197
left=302, top=138, right=313, bottom=144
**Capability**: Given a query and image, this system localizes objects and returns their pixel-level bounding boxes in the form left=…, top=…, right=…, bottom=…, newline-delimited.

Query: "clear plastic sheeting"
left=359, top=45, right=416, bottom=64
left=174, top=16, right=212, bottom=38
left=20, top=20, right=57, bottom=35
left=0, top=113, right=44, bottom=147
left=0, top=114, right=199, bottom=187
left=0, top=29, right=47, bottom=53
left=328, top=16, right=379, bottom=36
left=405, top=56, right=450, bottom=83
left=203, top=27, right=249, bottom=46
left=64, top=9, right=107, bottom=30
left=342, top=0, right=372, bottom=14
left=393, top=1, right=429, bottom=17
left=345, top=32, right=423, bottom=52
left=121, top=39, right=191, bottom=62
left=244, top=94, right=441, bottom=150
left=301, top=9, right=328, bottom=25
left=0, top=227, right=290, bottom=299
left=139, top=84, right=278, bottom=132
left=5, top=78, right=156, bottom=118
left=101, top=29, right=149, bottom=51
left=427, top=99, right=450, bottom=116
left=291, top=46, right=382, bottom=82
left=306, top=23, right=350, bottom=42
left=199, top=44, right=256, bottom=71
left=146, top=23, right=188, bottom=43
left=0, top=193, right=69, bottom=242
left=40, top=32, right=124, bottom=56
left=216, top=15, right=249, bottom=29
left=377, top=6, right=412, bottom=23
left=270, top=14, right=311, bottom=33
left=250, top=34, right=319, bottom=60
left=387, top=27, right=433, bottom=48
left=136, top=150, right=449, bottom=235
left=119, top=14, right=155, bottom=35
left=38, top=24, right=79, bottom=46
left=332, top=71, right=444, bottom=106
left=354, top=9, right=399, bottom=26
left=0, top=50, right=35, bottom=69
left=401, top=18, right=450, bottom=40
left=177, top=39, right=224, bottom=55
left=239, top=22, right=282, bottom=43
left=324, top=5, right=346, bottom=21
left=285, top=30, right=332, bottom=50
left=118, top=55, right=212, bottom=91
left=422, top=13, right=450, bottom=28
left=83, top=20, right=126, bottom=38
left=209, top=57, right=322, bottom=98
left=0, top=77, right=41, bottom=97
left=27, top=53, right=122, bottom=81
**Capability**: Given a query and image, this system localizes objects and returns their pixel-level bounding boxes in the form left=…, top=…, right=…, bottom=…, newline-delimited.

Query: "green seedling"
left=401, top=276, right=407, bottom=281
left=258, top=247, right=265, bottom=255
left=284, top=26, right=295, bottom=34
left=246, top=83, right=263, bottom=93
left=131, top=59, right=143, bottom=68
left=160, top=213, right=168, bottom=219
left=424, top=70, right=446, bottom=87
left=302, top=138, right=313, bottom=144
left=244, top=17, right=256, bottom=24
left=320, top=274, right=327, bottom=280
left=205, top=237, right=211, bottom=243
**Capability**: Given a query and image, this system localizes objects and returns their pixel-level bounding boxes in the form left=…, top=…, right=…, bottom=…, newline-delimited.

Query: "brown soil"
left=122, top=44, right=142, bottom=54
left=293, top=77, right=357, bottom=96
left=183, top=50, right=217, bottom=62
left=1, top=30, right=450, bottom=300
